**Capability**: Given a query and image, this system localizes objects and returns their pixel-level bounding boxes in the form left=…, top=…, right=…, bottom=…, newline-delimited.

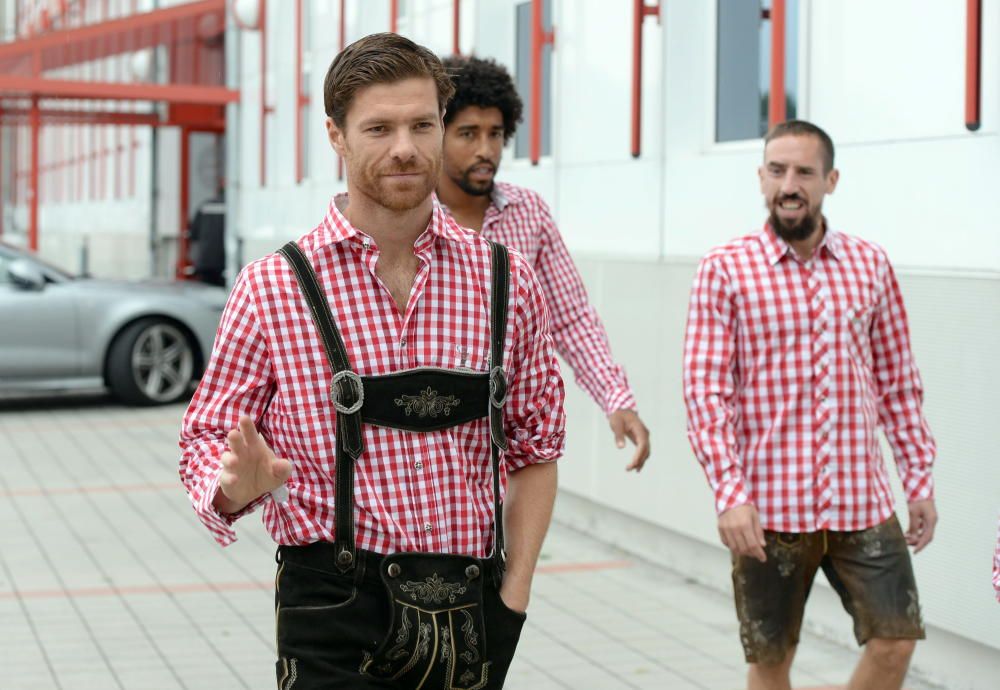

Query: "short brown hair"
left=764, top=120, right=835, bottom=174
left=323, top=33, right=455, bottom=128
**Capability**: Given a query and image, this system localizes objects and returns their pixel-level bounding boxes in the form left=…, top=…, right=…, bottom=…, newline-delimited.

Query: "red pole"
left=390, top=0, right=398, bottom=33
left=0, top=112, right=4, bottom=240
left=630, top=1, right=660, bottom=158
left=12, top=123, right=18, bottom=206
left=768, top=0, right=786, bottom=127
left=29, top=96, right=40, bottom=251
left=530, top=0, right=554, bottom=165
left=129, top=0, right=137, bottom=197
left=260, top=0, right=269, bottom=186
left=99, top=0, right=107, bottom=201
left=295, top=0, right=303, bottom=183
left=965, top=0, right=982, bottom=131
left=338, top=0, right=345, bottom=181
left=452, top=0, right=460, bottom=55
left=176, top=127, right=191, bottom=278
left=76, top=118, right=83, bottom=202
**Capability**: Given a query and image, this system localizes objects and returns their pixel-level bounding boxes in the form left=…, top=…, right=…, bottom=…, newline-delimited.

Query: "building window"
left=514, top=0, right=552, bottom=159
left=716, top=0, right=798, bottom=142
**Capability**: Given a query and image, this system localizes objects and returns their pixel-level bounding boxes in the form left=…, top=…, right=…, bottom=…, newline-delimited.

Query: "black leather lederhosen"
left=276, top=240, right=514, bottom=690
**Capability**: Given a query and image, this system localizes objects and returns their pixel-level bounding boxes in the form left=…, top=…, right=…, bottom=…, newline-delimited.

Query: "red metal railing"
left=530, top=0, right=554, bottom=165
left=453, top=0, right=461, bottom=55
left=390, top=0, right=398, bottom=33
left=767, top=0, right=786, bottom=127
left=966, top=0, right=981, bottom=131
left=631, top=0, right=660, bottom=158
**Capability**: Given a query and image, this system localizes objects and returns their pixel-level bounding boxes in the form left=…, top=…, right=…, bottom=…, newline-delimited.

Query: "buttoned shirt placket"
left=799, top=252, right=835, bottom=530
left=359, top=230, right=439, bottom=552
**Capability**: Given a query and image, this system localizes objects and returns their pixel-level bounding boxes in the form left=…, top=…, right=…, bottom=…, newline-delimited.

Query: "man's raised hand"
left=214, top=415, right=293, bottom=514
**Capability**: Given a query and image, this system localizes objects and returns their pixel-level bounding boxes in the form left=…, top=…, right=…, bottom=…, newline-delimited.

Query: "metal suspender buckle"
left=331, top=370, right=365, bottom=414
left=489, top=366, right=507, bottom=408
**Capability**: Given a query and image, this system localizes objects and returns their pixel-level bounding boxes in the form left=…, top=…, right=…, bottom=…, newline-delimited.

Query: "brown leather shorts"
left=732, top=515, right=925, bottom=664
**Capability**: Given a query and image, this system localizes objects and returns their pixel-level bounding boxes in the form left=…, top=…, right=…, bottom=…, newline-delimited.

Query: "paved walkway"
left=0, top=393, right=938, bottom=689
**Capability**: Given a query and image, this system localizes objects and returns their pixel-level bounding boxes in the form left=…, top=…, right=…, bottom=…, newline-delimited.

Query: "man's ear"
left=826, top=168, right=840, bottom=195
left=326, top=117, right=346, bottom=157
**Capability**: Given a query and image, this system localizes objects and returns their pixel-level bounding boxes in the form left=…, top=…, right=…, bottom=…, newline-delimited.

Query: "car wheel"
left=107, top=318, right=196, bottom=405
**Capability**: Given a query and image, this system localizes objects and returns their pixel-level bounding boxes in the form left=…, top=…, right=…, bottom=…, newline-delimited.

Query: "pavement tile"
left=0, top=395, right=942, bottom=690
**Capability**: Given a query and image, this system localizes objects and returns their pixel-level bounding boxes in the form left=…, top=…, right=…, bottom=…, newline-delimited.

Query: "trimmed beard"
left=349, top=160, right=440, bottom=213
left=448, top=166, right=495, bottom=197
left=769, top=206, right=820, bottom=243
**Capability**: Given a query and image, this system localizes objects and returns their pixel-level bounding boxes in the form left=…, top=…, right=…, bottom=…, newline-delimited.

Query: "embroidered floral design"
left=459, top=609, right=480, bottom=664
left=386, top=608, right=413, bottom=661
left=394, top=388, right=461, bottom=418
left=416, top=622, right=432, bottom=659
left=399, top=573, right=468, bottom=605
left=441, top=626, right=452, bottom=662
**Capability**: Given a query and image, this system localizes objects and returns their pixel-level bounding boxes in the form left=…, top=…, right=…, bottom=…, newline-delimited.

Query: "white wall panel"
left=809, top=0, right=991, bottom=142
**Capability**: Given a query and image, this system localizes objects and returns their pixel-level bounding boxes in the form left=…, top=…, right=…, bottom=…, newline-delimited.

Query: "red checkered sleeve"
left=870, top=259, right=936, bottom=503
left=683, top=256, right=749, bottom=514
left=179, top=267, right=276, bottom=546
left=504, top=251, right=567, bottom=471
left=532, top=199, right=636, bottom=415
left=994, top=516, right=1000, bottom=602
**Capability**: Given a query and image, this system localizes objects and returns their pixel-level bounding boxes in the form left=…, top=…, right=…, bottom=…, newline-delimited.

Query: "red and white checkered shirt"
left=683, top=223, right=935, bottom=532
left=993, top=516, right=1000, bottom=602
left=179, top=195, right=566, bottom=553
left=450, top=181, right=635, bottom=415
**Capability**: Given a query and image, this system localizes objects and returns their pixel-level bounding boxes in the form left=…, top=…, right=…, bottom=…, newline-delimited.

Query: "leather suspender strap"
left=277, top=240, right=512, bottom=576
left=487, top=241, right=510, bottom=579
left=278, top=241, right=361, bottom=571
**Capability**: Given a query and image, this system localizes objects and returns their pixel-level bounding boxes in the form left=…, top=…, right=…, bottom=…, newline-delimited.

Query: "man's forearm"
left=502, top=462, right=558, bottom=602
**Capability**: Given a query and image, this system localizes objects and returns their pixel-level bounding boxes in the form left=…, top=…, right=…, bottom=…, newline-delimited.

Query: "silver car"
left=0, top=241, right=227, bottom=405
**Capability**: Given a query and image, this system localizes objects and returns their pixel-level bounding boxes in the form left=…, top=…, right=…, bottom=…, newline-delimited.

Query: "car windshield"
left=0, top=243, right=76, bottom=280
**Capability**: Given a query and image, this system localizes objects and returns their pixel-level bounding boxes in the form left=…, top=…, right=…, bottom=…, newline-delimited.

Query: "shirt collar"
left=435, top=181, right=525, bottom=219
left=314, top=193, right=470, bottom=250
left=759, top=218, right=841, bottom=265
left=490, top=181, right=523, bottom=212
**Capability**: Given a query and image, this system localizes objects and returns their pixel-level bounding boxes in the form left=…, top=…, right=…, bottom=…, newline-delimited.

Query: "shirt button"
left=424, top=522, right=433, bottom=533
left=400, top=338, right=407, bottom=348
left=415, top=461, right=424, bottom=470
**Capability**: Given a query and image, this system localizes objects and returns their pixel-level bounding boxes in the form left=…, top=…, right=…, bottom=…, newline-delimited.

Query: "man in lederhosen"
left=179, top=33, right=566, bottom=689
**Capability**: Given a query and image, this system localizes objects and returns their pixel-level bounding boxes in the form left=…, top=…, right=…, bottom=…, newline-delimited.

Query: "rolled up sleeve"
left=502, top=251, right=566, bottom=470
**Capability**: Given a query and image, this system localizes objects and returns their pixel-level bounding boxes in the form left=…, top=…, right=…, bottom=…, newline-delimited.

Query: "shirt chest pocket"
left=841, top=303, right=876, bottom=365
